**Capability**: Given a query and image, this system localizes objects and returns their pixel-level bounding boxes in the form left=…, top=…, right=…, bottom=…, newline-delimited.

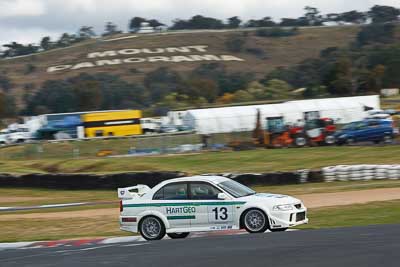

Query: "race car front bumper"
left=269, top=209, right=308, bottom=229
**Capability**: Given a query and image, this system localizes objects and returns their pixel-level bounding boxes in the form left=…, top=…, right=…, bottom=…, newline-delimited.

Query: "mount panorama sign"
left=47, top=45, right=245, bottom=73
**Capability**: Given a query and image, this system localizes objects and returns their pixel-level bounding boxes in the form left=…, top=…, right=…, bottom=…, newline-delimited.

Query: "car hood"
left=240, top=193, right=301, bottom=206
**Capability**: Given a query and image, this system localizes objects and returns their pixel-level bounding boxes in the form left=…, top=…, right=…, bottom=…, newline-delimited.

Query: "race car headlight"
left=273, top=204, right=293, bottom=211
left=339, top=134, right=347, bottom=139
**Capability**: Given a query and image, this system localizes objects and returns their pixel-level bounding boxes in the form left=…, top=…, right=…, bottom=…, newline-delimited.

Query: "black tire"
left=346, top=138, right=355, bottom=145
left=383, top=135, right=393, bottom=144
left=324, top=135, right=335, bottom=145
left=139, top=216, right=166, bottom=241
left=294, top=135, right=307, bottom=147
left=167, top=232, right=190, bottom=239
left=242, top=209, right=269, bottom=234
left=270, top=228, right=288, bottom=232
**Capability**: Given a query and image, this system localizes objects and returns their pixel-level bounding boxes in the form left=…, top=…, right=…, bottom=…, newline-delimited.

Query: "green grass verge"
left=0, top=217, right=131, bottom=243
left=1, top=146, right=400, bottom=174
left=300, top=200, right=400, bottom=229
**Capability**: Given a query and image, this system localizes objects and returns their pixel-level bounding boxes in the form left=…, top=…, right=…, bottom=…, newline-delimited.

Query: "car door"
left=189, top=182, right=235, bottom=230
left=354, top=122, right=368, bottom=141
left=153, top=182, right=193, bottom=229
left=366, top=120, right=381, bottom=140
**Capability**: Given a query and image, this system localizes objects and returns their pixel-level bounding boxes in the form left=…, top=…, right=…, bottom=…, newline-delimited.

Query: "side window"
left=367, top=121, right=379, bottom=127
left=190, top=182, right=221, bottom=200
left=153, top=183, right=188, bottom=200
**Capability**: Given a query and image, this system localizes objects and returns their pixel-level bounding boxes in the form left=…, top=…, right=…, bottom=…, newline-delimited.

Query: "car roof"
left=161, top=175, right=230, bottom=185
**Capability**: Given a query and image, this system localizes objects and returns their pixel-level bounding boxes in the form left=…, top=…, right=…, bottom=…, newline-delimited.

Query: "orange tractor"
left=253, top=110, right=336, bottom=148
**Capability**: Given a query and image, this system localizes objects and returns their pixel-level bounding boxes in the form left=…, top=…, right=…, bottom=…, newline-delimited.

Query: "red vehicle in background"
left=290, top=118, right=336, bottom=146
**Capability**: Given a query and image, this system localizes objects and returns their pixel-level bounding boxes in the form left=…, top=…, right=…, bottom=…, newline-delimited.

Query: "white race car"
left=118, top=176, right=308, bottom=240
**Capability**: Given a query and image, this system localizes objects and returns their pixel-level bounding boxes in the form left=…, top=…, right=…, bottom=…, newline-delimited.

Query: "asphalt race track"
left=1, top=224, right=399, bottom=267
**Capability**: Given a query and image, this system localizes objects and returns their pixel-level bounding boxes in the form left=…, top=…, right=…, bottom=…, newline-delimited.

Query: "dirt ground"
left=0, top=197, right=50, bottom=204
left=1, top=188, right=400, bottom=220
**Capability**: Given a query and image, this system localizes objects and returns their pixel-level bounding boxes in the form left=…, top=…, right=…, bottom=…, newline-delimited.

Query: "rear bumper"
left=120, top=216, right=139, bottom=233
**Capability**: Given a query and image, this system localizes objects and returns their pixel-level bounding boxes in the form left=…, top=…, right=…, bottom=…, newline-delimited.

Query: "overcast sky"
left=0, top=0, right=399, bottom=46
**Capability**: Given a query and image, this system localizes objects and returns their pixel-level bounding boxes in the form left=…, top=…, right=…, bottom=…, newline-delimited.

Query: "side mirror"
left=218, top=193, right=228, bottom=200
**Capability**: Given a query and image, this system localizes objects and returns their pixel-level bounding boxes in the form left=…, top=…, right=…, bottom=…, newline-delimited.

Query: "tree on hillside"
left=367, top=46, right=400, bottom=88
left=2, top=42, right=39, bottom=57
left=144, top=67, right=184, bottom=102
left=338, top=10, right=367, bottom=24
left=170, top=15, right=225, bottom=30
left=0, top=92, right=16, bottom=118
left=225, top=36, right=246, bottom=52
left=103, top=22, right=122, bottom=36
left=327, top=58, right=354, bottom=95
left=304, top=6, right=323, bottom=26
left=24, top=73, right=147, bottom=115
left=184, top=79, right=219, bottom=102
left=0, top=74, right=12, bottom=92
left=191, top=63, right=254, bottom=94
left=40, top=36, right=52, bottom=50
left=78, top=26, right=96, bottom=40
left=357, top=23, right=396, bottom=46
left=147, top=19, right=165, bottom=28
left=245, top=17, right=276, bottom=27
left=227, top=16, right=242, bottom=28
left=56, top=33, right=78, bottom=47
left=368, top=5, right=400, bottom=24
left=232, top=90, right=254, bottom=102
left=129, top=17, right=147, bottom=32
left=73, top=81, right=103, bottom=111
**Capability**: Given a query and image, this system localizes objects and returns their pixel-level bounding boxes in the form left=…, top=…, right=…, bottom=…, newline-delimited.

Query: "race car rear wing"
left=118, top=185, right=151, bottom=200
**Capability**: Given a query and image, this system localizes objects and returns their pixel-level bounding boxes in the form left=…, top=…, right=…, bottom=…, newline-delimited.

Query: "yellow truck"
left=82, top=110, right=143, bottom=138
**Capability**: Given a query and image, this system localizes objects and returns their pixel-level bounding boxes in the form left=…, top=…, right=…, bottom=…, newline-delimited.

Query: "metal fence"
left=0, top=131, right=253, bottom=161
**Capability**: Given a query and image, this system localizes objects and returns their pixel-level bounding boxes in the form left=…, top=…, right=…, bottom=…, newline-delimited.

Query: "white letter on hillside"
left=123, top=57, right=146, bottom=63
left=142, top=48, right=165, bottom=54
left=87, top=51, right=118, bottom=58
left=96, top=59, right=122, bottom=66
left=119, top=49, right=141, bottom=55
left=166, top=47, right=191, bottom=53
left=171, top=56, right=194, bottom=62
left=187, top=45, right=208, bottom=52
left=71, top=62, right=96, bottom=70
left=148, top=56, right=171, bottom=62
left=189, top=55, right=221, bottom=61
left=47, top=65, right=72, bottom=73
left=220, top=55, right=245, bottom=61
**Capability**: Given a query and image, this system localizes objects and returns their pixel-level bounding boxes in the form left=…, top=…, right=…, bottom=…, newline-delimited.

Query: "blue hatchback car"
left=335, top=119, right=394, bottom=145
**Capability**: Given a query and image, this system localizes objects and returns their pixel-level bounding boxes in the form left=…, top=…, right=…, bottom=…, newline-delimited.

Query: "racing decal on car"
left=165, top=207, right=197, bottom=220
left=255, top=193, right=288, bottom=198
left=210, top=225, right=233, bottom=230
left=166, top=207, right=196, bottom=214
left=123, top=201, right=246, bottom=208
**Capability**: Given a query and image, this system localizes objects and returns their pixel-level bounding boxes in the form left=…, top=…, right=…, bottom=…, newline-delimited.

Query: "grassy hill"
left=0, top=26, right=360, bottom=107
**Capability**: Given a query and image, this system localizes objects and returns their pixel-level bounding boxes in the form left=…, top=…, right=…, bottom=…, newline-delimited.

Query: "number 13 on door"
left=208, top=206, right=233, bottom=223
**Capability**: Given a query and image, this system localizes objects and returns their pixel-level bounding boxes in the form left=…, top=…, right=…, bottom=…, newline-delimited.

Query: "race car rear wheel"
left=167, top=232, right=190, bottom=239
left=139, top=216, right=166, bottom=241
left=243, top=209, right=269, bottom=233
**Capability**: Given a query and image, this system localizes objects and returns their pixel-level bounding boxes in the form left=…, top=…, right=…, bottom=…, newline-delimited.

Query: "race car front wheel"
left=243, top=209, right=269, bottom=233
left=167, top=232, right=190, bottom=239
left=140, top=216, right=166, bottom=241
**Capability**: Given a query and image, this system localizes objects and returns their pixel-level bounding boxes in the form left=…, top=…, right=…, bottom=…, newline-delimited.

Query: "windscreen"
left=218, top=180, right=256, bottom=198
